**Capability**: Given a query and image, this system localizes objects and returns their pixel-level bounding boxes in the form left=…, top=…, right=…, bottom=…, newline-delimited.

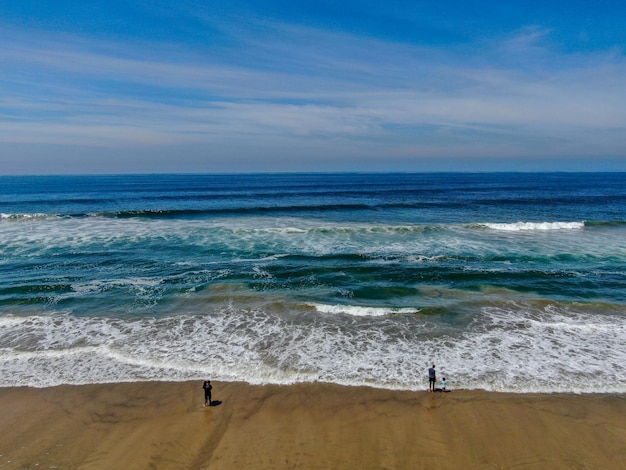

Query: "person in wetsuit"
left=203, top=380, right=213, bottom=406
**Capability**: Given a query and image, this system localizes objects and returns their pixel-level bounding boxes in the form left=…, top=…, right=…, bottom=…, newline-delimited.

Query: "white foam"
left=1, top=301, right=625, bottom=393
left=0, top=213, right=57, bottom=221
left=481, top=221, right=585, bottom=231
left=70, top=277, right=161, bottom=293
left=309, top=303, right=419, bottom=317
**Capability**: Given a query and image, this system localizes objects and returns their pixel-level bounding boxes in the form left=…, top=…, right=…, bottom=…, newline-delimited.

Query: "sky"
left=1, top=0, right=625, bottom=174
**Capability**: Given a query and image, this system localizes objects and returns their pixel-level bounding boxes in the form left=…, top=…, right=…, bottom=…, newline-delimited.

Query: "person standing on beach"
left=203, top=380, right=212, bottom=406
left=428, top=365, right=436, bottom=392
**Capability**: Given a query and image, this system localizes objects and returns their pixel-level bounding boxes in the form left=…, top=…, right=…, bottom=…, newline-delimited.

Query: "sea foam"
left=309, top=303, right=419, bottom=317
left=481, top=221, right=585, bottom=231
left=1, top=300, right=625, bottom=393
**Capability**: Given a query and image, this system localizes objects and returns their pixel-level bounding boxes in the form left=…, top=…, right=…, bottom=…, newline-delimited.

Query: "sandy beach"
left=0, top=382, right=624, bottom=469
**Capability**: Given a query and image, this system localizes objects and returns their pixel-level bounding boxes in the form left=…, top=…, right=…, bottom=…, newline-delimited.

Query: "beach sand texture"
left=1, top=381, right=625, bottom=469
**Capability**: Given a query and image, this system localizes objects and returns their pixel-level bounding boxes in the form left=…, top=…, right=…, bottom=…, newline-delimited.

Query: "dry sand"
left=0, top=381, right=625, bottom=469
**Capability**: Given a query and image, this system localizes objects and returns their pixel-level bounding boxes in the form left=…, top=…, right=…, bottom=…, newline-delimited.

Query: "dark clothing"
left=203, top=381, right=212, bottom=405
left=428, top=367, right=436, bottom=391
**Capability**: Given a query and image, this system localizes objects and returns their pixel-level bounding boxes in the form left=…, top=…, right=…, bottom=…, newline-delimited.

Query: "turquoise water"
left=1, top=173, right=625, bottom=392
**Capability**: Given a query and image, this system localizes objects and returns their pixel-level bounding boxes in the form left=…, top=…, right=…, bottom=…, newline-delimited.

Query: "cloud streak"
left=1, top=18, right=625, bottom=172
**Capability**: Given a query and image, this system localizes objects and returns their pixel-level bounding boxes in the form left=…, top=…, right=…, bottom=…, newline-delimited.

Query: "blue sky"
left=1, top=0, right=625, bottom=174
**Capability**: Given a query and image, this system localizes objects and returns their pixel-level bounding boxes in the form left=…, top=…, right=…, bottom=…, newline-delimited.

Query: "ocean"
left=1, top=173, right=625, bottom=393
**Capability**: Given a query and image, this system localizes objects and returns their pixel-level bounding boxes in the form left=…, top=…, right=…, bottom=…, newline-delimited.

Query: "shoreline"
left=1, top=381, right=625, bottom=469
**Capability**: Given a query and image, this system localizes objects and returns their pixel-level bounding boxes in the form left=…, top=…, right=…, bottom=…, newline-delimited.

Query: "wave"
left=1, top=300, right=625, bottom=393
left=308, top=303, right=420, bottom=317
left=476, top=221, right=585, bottom=231
left=585, top=220, right=626, bottom=228
left=2, top=211, right=604, bottom=235
left=3, top=205, right=375, bottom=221
left=0, top=213, right=59, bottom=221
left=90, top=204, right=377, bottom=218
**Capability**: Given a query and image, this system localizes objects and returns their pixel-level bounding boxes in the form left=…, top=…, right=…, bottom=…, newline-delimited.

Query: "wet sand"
left=0, top=381, right=625, bottom=469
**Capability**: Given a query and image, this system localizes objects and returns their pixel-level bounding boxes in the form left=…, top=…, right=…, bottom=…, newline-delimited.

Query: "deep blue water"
left=1, top=173, right=625, bottom=392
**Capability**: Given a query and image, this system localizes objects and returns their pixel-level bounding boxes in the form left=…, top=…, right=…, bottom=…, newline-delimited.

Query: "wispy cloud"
left=1, top=18, right=625, bottom=170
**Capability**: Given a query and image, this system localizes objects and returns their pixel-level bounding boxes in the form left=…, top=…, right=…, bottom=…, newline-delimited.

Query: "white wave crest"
left=1, top=213, right=57, bottom=221
left=481, top=221, right=585, bottom=231
left=309, top=303, right=420, bottom=317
